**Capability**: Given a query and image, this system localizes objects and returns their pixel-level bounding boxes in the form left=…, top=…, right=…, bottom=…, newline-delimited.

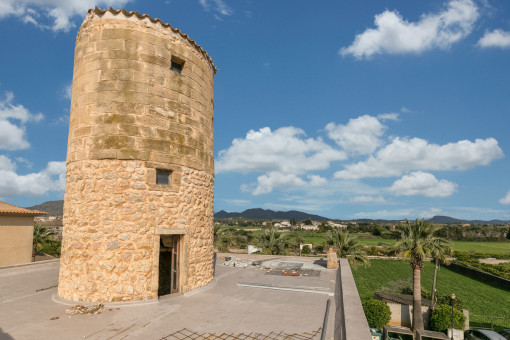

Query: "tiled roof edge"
left=0, top=210, right=47, bottom=216
left=90, top=7, right=217, bottom=74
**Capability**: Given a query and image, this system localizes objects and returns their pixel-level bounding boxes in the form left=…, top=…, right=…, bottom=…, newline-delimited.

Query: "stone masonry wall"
left=59, top=160, right=214, bottom=302
left=58, top=9, right=215, bottom=302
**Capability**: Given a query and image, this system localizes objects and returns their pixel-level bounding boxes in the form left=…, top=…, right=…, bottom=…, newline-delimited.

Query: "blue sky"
left=0, top=0, right=509, bottom=220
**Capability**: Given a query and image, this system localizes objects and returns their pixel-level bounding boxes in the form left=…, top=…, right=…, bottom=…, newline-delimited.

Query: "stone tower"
left=58, top=8, right=216, bottom=302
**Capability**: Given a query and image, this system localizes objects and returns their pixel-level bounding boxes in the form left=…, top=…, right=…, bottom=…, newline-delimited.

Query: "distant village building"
left=328, top=221, right=347, bottom=229
left=0, top=202, right=46, bottom=266
left=58, top=8, right=216, bottom=302
left=273, top=220, right=291, bottom=228
left=300, top=224, right=319, bottom=231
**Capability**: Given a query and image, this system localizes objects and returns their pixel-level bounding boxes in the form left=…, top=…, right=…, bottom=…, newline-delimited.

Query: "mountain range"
left=25, top=200, right=510, bottom=224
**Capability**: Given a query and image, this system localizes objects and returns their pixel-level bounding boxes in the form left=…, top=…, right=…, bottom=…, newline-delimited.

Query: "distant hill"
left=26, top=200, right=64, bottom=216
left=426, top=216, right=463, bottom=224
left=426, top=216, right=510, bottom=225
left=26, top=201, right=510, bottom=225
left=215, top=208, right=330, bottom=221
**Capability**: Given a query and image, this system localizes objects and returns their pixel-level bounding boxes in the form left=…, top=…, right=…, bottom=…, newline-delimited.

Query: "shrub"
left=429, top=304, right=465, bottom=332
left=301, top=245, right=311, bottom=255
left=362, top=299, right=391, bottom=329
left=40, top=240, right=61, bottom=257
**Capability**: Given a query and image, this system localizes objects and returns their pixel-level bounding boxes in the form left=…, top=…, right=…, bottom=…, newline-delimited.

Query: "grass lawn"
left=352, top=259, right=510, bottom=329
left=450, top=241, right=510, bottom=254
left=354, top=237, right=510, bottom=255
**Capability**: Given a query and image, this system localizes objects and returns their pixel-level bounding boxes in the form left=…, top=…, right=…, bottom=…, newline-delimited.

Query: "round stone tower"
left=58, top=8, right=216, bottom=302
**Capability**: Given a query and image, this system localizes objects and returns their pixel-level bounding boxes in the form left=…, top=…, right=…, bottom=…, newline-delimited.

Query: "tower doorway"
left=158, top=235, right=180, bottom=296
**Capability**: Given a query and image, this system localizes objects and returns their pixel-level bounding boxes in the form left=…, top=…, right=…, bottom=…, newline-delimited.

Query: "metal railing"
left=470, top=314, right=510, bottom=332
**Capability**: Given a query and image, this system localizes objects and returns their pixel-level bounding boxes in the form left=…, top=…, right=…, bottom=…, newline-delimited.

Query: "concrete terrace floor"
left=0, top=254, right=336, bottom=340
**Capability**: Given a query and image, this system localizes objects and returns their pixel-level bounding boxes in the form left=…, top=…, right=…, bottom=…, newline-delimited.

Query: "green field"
left=354, top=237, right=510, bottom=255
left=352, top=259, right=510, bottom=329
left=449, top=241, right=510, bottom=254
left=217, top=226, right=510, bottom=255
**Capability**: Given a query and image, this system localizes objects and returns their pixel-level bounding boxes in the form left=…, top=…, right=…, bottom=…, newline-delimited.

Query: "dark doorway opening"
left=158, top=235, right=180, bottom=296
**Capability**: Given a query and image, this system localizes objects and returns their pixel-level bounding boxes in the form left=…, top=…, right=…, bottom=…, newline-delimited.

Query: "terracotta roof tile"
left=0, top=201, right=47, bottom=216
left=90, top=7, right=217, bottom=74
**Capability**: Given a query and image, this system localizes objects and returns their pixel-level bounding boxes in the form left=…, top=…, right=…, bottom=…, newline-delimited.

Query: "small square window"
left=170, top=57, right=184, bottom=74
left=156, top=170, right=171, bottom=185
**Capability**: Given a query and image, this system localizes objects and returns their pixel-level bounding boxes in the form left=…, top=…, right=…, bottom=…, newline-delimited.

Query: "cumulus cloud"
left=251, top=173, right=327, bottom=195
left=198, top=0, right=233, bottom=16
left=0, top=91, right=43, bottom=150
left=499, top=191, right=510, bottom=205
left=335, top=136, right=503, bottom=179
left=0, top=0, right=131, bottom=32
left=0, top=155, right=65, bottom=199
left=477, top=29, right=510, bottom=48
left=326, top=115, right=388, bottom=154
left=340, top=0, right=479, bottom=59
left=216, top=126, right=346, bottom=174
left=389, top=171, right=457, bottom=197
left=350, top=195, right=387, bottom=203
left=216, top=126, right=345, bottom=195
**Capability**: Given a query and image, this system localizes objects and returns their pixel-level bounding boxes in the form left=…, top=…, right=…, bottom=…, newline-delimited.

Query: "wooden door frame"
left=153, top=228, right=187, bottom=298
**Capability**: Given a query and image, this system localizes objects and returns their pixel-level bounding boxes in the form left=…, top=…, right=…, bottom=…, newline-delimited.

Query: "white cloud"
left=477, top=29, right=510, bottom=48
left=217, top=126, right=345, bottom=195
left=499, top=191, right=510, bottom=205
left=389, top=171, right=457, bottom=197
left=64, top=83, right=72, bottom=100
left=216, top=126, right=346, bottom=174
left=325, top=115, right=387, bottom=154
left=350, top=195, right=387, bottom=203
left=335, top=137, right=503, bottom=179
left=0, top=156, right=65, bottom=199
left=0, top=0, right=131, bottom=32
left=222, top=199, right=250, bottom=206
left=251, top=172, right=328, bottom=195
left=0, top=91, right=43, bottom=150
left=378, top=113, right=399, bottom=121
left=199, top=0, right=233, bottom=16
left=340, top=0, right=479, bottom=59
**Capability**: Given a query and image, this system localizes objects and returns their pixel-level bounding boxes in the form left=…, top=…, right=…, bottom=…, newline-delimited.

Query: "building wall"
left=387, top=303, right=431, bottom=328
left=0, top=216, right=34, bottom=266
left=58, top=9, right=215, bottom=302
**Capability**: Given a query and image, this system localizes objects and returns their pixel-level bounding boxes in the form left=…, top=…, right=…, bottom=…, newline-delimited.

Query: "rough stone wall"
left=58, top=9, right=215, bottom=302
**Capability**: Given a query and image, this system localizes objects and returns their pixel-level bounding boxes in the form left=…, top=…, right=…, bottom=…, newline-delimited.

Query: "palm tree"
left=430, top=235, right=453, bottom=308
left=391, top=219, right=451, bottom=331
left=258, top=227, right=286, bottom=255
left=324, top=229, right=368, bottom=266
left=32, top=225, right=54, bottom=261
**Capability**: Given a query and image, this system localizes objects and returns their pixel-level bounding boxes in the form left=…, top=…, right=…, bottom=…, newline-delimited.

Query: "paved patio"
left=0, top=254, right=336, bottom=340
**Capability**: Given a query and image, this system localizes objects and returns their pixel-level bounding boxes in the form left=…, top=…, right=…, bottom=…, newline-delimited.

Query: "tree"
left=430, top=234, right=453, bottom=308
left=318, top=221, right=331, bottom=233
left=391, top=219, right=452, bottom=332
left=258, top=227, right=286, bottom=255
left=304, top=217, right=313, bottom=225
left=32, top=225, right=54, bottom=261
left=324, top=229, right=368, bottom=266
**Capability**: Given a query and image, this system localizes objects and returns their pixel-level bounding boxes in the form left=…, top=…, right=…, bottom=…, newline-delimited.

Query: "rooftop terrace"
left=0, top=254, right=370, bottom=340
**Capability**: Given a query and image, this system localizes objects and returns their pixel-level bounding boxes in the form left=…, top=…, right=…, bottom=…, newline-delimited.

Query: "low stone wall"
left=334, top=258, right=371, bottom=340
left=445, top=261, right=510, bottom=291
